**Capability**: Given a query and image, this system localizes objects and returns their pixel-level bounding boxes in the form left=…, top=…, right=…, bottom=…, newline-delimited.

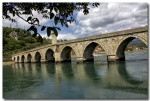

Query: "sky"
left=2, top=3, right=148, bottom=40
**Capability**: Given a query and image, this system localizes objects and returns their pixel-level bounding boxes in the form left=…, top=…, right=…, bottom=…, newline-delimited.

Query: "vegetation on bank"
left=125, top=40, right=147, bottom=52
left=3, top=27, right=52, bottom=62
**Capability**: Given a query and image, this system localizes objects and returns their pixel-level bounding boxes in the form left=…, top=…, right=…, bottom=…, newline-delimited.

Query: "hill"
left=3, top=27, right=52, bottom=62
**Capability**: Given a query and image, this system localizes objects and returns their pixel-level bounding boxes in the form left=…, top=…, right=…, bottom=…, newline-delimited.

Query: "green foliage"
left=3, top=3, right=100, bottom=42
left=3, top=27, right=52, bottom=61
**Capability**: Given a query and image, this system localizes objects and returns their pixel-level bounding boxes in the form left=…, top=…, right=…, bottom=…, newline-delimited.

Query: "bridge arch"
left=116, top=35, right=147, bottom=61
left=13, top=57, right=16, bottom=61
left=17, top=56, right=20, bottom=62
left=45, top=48, right=55, bottom=62
left=35, top=51, right=41, bottom=62
left=61, top=46, right=76, bottom=62
left=27, top=53, right=32, bottom=62
left=83, top=42, right=106, bottom=62
left=21, top=55, right=25, bottom=62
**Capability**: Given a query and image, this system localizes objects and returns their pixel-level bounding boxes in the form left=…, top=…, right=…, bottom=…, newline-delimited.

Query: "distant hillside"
left=128, top=38, right=147, bottom=47
left=3, top=27, right=52, bottom=62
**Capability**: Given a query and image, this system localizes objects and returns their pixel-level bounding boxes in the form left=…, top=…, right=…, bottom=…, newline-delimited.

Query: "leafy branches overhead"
left=3, top=3, right=100, bottom=43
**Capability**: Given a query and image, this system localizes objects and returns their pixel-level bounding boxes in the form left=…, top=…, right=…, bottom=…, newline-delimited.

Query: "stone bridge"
left=12, top=26, right=148, bottom=63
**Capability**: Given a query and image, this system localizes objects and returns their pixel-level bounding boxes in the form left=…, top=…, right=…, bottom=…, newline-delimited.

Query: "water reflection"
left=61, top=63, right=74, bottom=78
left=103, top=62, right=145, bottom=86
left=117, top=61, right=143, bottom=85
left=9, top=62, right=148, bottom=88
left=3, top=57, right=148, bottom=99
left=102, top=61, right=147, bottom=95
left=35, top=62, right=42, bottom=71
left=45, top=62, right=55, bottom=75
left=27, top=63, right=32, bottom=70
left=83, top=62, right=100, bottom=81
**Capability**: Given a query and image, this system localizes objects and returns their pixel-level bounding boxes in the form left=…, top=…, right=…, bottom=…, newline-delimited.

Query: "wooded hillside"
left=3, top=27, right=51, bottom=61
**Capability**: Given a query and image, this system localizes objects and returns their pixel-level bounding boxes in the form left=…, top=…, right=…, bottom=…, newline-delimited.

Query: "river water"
left=3, top=51, right=148, bottom=99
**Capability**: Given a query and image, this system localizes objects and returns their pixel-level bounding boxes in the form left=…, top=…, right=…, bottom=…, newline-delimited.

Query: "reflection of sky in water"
left=126, top=61, right=148, bottom=81
left=125, top=51, right=148, bottom=61
left=3, top=51, right=148, bottom=99
left=95, top=63, right=108, bottom=78
left=125, top=51, right=148, bottom=81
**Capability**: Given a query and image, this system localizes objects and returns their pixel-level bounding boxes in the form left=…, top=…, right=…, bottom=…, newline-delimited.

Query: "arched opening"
left=116, top=37, right=147, bottom=61
left=17, top=56, right=19, bottom=62
left=61, top=46, right=76, bottom=62
left=21, top=55, right=25, bottom=62
left=35, top=52, right=41, bottom=62
left=27, top=54, right=32, bottom=62
left=45, top=49, right=55, bottom=62
left=83, top=42, right=106, bottom=62
left=13, top=57, right=16, bottom=61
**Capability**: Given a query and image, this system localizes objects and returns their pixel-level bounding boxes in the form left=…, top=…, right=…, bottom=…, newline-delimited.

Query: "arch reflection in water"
left=117, top=61, right=143, bottom=85
left=102, top=61, right=148, bottom=94
left=34, top=62, right=42, bottom=72
left=61, top=63, right=74, bottom=78
left=45, top=62, right=55, bottom=75
left=5, top=63, right=44, bottom=93
left=83, top=62, right=100, bottom=81
left=4, top=51, right=148, bottom=99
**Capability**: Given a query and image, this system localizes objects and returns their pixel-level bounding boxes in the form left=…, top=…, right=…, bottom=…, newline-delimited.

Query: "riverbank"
left=125, top=49, right=148, bottom=53
left=3, top=61, right=14, bottom=65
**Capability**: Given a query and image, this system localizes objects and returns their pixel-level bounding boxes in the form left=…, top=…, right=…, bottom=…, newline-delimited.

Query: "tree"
left=3, top=3, right=100, bottom=43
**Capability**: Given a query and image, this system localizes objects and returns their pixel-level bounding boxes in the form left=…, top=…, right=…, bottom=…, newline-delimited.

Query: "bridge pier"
left=26, top=60, right=31, bottom=63
left=41, top=59, right=46, bottom=62
left=76, top=57, right=84, bottom=63
left=107, top=55, right=118, bottom=62
left=54, top=53, right=62, bottom=63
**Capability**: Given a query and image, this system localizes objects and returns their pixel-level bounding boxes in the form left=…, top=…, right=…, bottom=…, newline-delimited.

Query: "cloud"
left=3, top=3, right=148, bottom=40
left=69, top=3, right=148, bottom=38
left=41, top=32, right=77, bottom=40
left=3, top=10, right=49, bottom=30
left=57, top=33, right=77, bottom=40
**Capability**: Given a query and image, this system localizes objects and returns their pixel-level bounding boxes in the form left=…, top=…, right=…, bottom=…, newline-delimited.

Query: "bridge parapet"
left=57, top=26, right=148, bottom=45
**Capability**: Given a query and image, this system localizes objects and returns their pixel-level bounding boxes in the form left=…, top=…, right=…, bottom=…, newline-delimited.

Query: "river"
left=3, top=51, right=148, bottom=99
